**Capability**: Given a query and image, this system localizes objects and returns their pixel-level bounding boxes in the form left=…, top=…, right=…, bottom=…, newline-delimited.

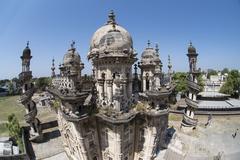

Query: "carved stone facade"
left=48, top=11, right=175, bottom=160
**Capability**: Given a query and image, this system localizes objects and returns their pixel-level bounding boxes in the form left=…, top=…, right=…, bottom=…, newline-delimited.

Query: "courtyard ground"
left=0, top=95, right=67, bottom=159
left=161, top=113, right=240, bottom=160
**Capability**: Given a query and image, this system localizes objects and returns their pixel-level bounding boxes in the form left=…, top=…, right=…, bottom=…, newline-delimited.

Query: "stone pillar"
left=115, top=126, right=122, bottom=160
left=149, top=78, right=152, bottom=91
left=106, top=79, right=113, bottom=103
left=98, top=79, right=104, bottom=101
left=142, top=77, right=146, bottom=92
left=121, top=80, right=127, bottom=109
left=128, top=79, right=132, bottom=97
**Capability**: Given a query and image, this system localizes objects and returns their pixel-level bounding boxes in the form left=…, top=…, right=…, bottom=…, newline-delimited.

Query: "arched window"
left=24, top=84, right=28, bottom=91
left=146, top=73, right=149, bottom=91
left=112, top=73, right=116, bottom=79
left=101, top=73, right=105, bottom=79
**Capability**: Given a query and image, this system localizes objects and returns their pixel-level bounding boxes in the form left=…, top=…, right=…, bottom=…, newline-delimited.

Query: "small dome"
left=88, top=11, right=133, bottom=59
left=142, top=48, right=156, bottom=59
left=22, top=47, right=31, bottom=58
left=188, top=42, right=196, bottom=54
left=61, top=43, right=84, bottom=75
left=140, top=41, right=161, bottom=65
left=63, top=48, right=81, bottom=66
left=21, top=42, right=31, bottom=59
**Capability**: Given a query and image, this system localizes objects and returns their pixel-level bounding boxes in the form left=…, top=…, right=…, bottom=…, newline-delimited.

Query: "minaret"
left=181, top=41, right=201, bottom=128
left=154, top=43, right=162, bottom=89
left=168, top=54, right=173, bottom=83
left=51, top=58, right=56, bottom=78
left=19, top=42, right=42, bottom=142
left=133, top=63, right=139, bottom=93
left=147, top=40, right=151, bottom=48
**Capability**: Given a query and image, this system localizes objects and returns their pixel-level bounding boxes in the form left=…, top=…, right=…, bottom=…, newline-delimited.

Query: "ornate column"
left=98, top=79, right=104, bottom=101
left=106, top=79, right=113, bottom=103
left=142, top=76, right=146, bottom=92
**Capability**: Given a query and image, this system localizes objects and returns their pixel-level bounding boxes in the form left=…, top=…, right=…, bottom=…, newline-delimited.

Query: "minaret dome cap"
left=21, top=41, right=32, bottom=59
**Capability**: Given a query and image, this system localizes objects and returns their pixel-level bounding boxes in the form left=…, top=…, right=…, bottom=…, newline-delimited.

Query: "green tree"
left=7, top=81, right=15, bottom=95
left=173, top=72, right=188, bottom=93
left=207, top=69, right=218, bottom=79
left=6, top=114, right=24, bottom=152
left=0, top=79, right=10, bottom=87
left=220, top=70, right=240, bottom=97
left=35, top=77, right=52, bottom=91
left=197, top=73, right=204, bottom=92
left=221, top=68, right=229, bottom=75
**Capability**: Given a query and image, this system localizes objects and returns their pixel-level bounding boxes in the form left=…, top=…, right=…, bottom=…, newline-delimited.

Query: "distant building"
left=0, top=87, right=8, bottom=96
left=202, top=72, right=227, bottom=92
left=0, top=137, right=19, bottom=156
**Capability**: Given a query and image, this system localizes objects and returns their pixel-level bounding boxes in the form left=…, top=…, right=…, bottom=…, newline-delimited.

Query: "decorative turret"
left=133, top=63, right=140, bottom=94
left=56, top=41, right=85, bottom=92
left=88, top=10, right=137, bottom=112
left=21, top=41, right=32, bottom=72
left=51, top=58, right=56, bottom=78
left=168, top=55, right=173, bottom=83
left=139, top=41, right=162, bottom=92
left=181, top=41, right=201, bottom=128
left=19, top=42, right=42, bottom=142
left=49, top=41, right=96, bottom=119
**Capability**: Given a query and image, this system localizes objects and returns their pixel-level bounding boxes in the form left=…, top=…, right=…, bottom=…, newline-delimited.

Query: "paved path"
left=42, top=151, right=68, bottom=160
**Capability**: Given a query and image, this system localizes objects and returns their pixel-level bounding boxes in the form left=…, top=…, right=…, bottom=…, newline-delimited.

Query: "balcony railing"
left=185, top=96, right=198, bottom=109
left=20, top=89, right=34, bottom=103
left=19, top=71, right=32, bottom=81
left=24, top=109, right=37, bottom=123
left=182, top=113, right=198, bottom=126
left=186, top=78, right=201, bottom=91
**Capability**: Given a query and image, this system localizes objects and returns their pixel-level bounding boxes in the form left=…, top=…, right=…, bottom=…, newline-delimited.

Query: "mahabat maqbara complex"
left=18, top=10, right=204, bottom=160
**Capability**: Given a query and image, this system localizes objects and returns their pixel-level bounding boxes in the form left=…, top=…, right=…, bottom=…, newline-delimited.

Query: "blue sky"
left=0, top=0, right=240, bottom=79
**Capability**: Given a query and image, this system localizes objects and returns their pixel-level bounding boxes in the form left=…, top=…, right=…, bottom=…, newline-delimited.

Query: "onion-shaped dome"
left=188, top=41, right=197, bottom=54
left=88, top=10, right=134, bottom=59
left=21, top=41, right=32, bottom=59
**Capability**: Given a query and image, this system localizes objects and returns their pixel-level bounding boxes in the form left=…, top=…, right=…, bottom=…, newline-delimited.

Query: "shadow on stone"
left=41, top=129, right=61, bottom=143
left=165, top=126, right=176, bottom=146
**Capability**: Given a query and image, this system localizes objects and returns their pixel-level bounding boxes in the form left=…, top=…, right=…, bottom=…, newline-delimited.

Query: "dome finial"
left=189, top=40, right=192, bottom=46
left=51, top=57, right=56, bottom=77
left=168, top=55, right=171, bottom=66
left=26, top=41, right=29, bottom=48
left=147, top=40, right=151, bottom=48
left=108, top=10, right=116, bottom=24
left=71, top=40, right=75, bottom=49
left=155, top=43, right=159, bottom=53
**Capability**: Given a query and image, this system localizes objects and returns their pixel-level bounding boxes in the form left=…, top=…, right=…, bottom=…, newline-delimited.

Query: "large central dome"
left=88, top=10, right=134, bottom=59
